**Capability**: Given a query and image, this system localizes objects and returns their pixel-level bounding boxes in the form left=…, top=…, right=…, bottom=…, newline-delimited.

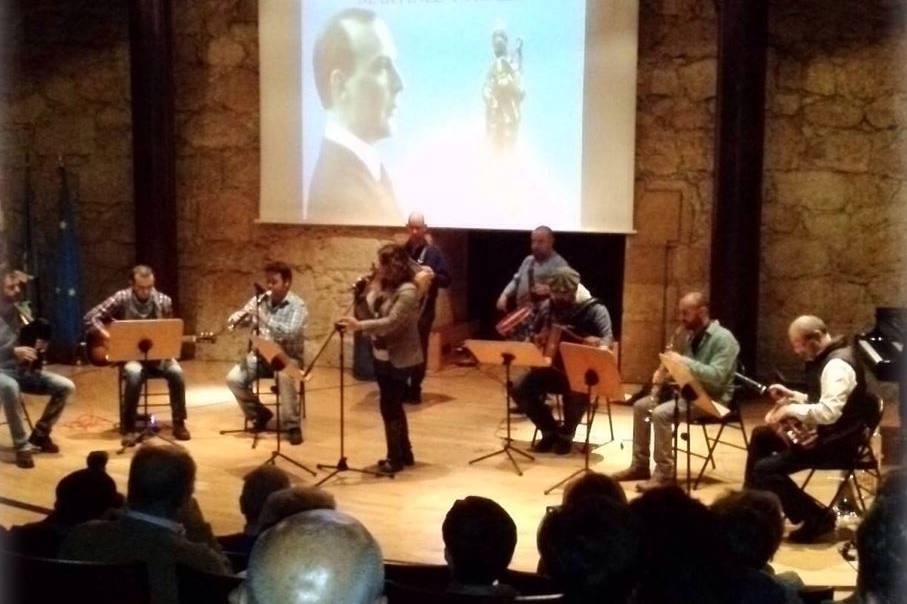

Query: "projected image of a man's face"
left=336, top=18, right=403, bottom=143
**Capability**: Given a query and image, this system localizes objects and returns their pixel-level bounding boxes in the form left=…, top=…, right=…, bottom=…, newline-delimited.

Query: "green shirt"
left=682, top=320, right=740, bottom=403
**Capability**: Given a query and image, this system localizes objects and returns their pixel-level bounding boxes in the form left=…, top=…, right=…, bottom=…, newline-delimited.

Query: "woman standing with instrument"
left=339, top=244, right=424, bottom=474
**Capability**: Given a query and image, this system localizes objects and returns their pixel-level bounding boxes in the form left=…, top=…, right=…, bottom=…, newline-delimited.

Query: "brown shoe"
left=612, top=466, right=651, bottom=482
left=635, top=476, right=676, bottom=493
left=172, top=421, right=191, bottom=441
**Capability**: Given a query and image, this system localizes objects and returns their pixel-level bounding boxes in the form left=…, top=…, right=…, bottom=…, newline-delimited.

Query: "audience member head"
left=442, top=496, right=517, bottom=586
left=629, top=486, right=727, bottom=601
left=538, top=496, right=640, bottom=603
left=563, top=471, right=627, bottom=509
left=711, top=489, right=784, bottom=571
left=126, top=444, right=196, bottom=520
left=239, top=465, right=291, bottom=531
left=258, top=485, right=337, bottom=532
left=55, top=451, right=123, bottom=525
left=241, top=509, right=384, bottom=604
left=856, top=474, right=907, bottom=603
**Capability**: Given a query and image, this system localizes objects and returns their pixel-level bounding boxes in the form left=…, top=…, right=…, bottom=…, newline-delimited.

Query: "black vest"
left=805, top=337, right=874, bottom=442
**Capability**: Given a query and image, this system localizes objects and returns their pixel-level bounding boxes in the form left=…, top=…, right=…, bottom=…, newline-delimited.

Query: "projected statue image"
left=483, top=28, right=524, bottom=149
left=307, top=8, right=404, bottom=224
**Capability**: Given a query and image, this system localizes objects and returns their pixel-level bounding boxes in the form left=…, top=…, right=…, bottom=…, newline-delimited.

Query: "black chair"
left=221, top=376, right=307, bottom=449
left=688, top=389, right=749, bottom=489
left=2, top=550, right=149, bottom=604
left=383, top=562, right=558, bottom=597
left=176, top=563, right=243, bottom=604
left=798, top=586, right=835, bottom=604
left=0, top=394, right=34, bottom=431
left=385, top=579, right=565, bottom=604
left=798, top=394, right=885, bottom=514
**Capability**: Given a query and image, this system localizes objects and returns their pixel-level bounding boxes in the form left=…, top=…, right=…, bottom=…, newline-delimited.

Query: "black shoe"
left=28, top=432, right=60, bottom=454
left=788, top=511, right=836, bottom=544
left=403, top=450, right=415, bottom=466
left=612, top=466, right=651, bottom=482
left=252, top=407, right=274, bottom=432
left=553, top=437, right=573, bottom=455
left=15, top=446, right=35, bottom=469
left=377, top=458, right=404, bottom=474
left=532, top=432, right=558, bottom=453
left=288, top=428, right=303, bottom=445
left=509, top=405, right=525, bottom=415
left=172, top=421, right=191, bottom=441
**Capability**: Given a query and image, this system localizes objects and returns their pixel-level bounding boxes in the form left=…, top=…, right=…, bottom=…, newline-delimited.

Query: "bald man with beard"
left=744, top=315, right=877, bottom=544
left=233, top=509, right=385, bottom=604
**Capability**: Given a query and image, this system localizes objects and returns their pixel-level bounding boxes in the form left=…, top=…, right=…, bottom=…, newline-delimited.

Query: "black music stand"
left=107, top=319, right=184, bottom=453
left=252, top=336, right=316, bottom=477
left=660, top=353, right=729, bottom=493
left=544, top=342, right=622, bottom=494
left=465, top=339, right=548, bottom=476
left=316, top=323, right=388, bottom=485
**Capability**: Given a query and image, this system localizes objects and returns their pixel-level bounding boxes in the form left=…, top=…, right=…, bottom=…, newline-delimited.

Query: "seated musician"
left=511, top=267, right=613, bottom=455
left=225, top=261, right=308, bottom=445
left=83, top=265, right=190, bottom=446
left=0, top=268, right=75, bottom=468
left=613, top=292, right=739, bottom=492
left=744, top=315, right=877, bottom=544
left=495, top=226, right=590, bottom=341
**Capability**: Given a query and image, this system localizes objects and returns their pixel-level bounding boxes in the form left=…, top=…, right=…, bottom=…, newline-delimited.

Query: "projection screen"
left=259, top=0, right=638, bottom=233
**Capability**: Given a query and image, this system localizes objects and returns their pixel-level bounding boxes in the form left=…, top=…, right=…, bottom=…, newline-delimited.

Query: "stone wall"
left=760, top=0, right=907, bottom=376
left=0, top=1, right=133, bottom=311
left=2, top=0, right=903, bottom=382
left=621, top=0, right=718, bottom=380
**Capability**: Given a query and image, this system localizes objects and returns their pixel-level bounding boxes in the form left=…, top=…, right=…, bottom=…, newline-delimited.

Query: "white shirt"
left=784, top=358, right=857, bottom=426
left=324, top=119, right=382, bottom=182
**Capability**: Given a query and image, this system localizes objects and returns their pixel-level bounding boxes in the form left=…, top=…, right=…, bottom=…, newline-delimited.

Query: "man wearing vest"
left=744, top=315, right=876, bottom=543
left=83, top=265, right=190, bottom=446
left=511, top=267, right=613, bottom=455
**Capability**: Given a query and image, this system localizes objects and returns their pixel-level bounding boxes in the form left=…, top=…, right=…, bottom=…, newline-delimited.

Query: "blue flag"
left=52, top=164, right=82, bottom=357
left=22, top=159, right=42, bottom=313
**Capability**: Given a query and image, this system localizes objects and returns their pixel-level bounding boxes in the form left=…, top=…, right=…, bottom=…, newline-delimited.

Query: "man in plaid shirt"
left=226, top=261, right=308, bottom=445
left=83, top=265, right=190, bottom=445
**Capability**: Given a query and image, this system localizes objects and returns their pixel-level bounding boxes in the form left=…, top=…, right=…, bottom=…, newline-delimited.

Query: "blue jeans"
left=0, top=367, right=74, bottom=448
left=226, top=353, right=301, bottom=431
left=121, top=359, right=186, bottom=432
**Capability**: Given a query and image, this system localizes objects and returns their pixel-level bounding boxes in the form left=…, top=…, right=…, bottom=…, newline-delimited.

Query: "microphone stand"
left=316, top=321, right=387, bottom=486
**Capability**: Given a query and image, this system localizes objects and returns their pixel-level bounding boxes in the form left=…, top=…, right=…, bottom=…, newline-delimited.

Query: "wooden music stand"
left=659, top=352, right=730, bottom=492
left=251, top=336, right=316, bottom=477
left=465, top=340, right=550, bottom=476
left=108, top=319, right=184, bottom=451
left=544, top=343, right=622, bottom=494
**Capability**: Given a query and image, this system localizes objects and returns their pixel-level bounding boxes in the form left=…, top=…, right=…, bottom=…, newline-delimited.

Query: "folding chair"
left=689, top=390, right=749, bottom=489
left=797, top=394, right=884, bottom=514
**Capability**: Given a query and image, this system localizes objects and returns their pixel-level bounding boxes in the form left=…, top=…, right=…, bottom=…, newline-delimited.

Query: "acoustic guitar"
left=86, top=329, right=217, bottom=367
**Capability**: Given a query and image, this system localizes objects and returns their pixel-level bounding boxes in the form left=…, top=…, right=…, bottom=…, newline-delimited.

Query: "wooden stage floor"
left=0, top=360, right=870, bottom=589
